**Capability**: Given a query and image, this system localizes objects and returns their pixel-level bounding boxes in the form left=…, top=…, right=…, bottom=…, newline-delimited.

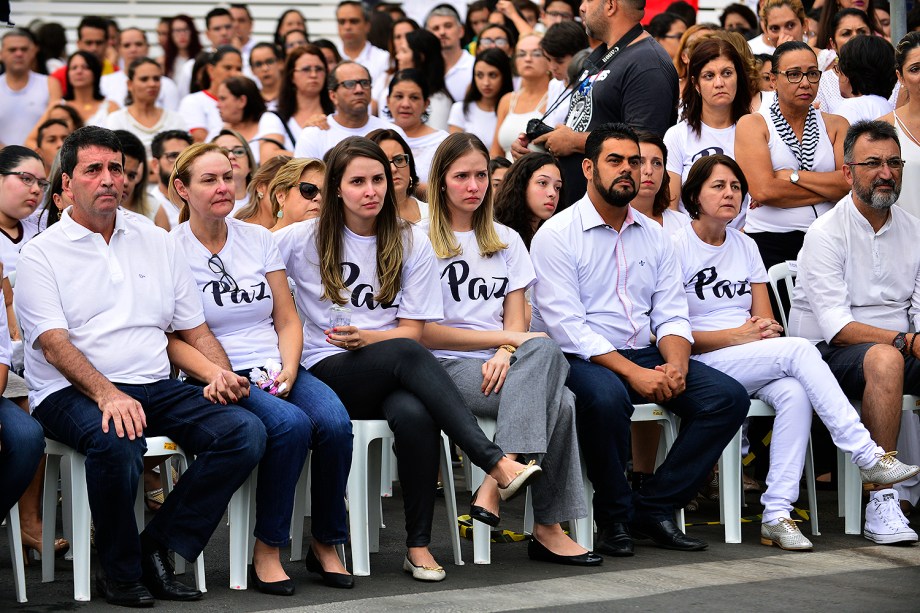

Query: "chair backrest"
left=767, top=261, right=798, bottom=330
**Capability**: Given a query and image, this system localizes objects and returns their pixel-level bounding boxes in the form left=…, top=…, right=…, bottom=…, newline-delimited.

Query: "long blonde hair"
left=317, top=137, right=407, bottom=305
left=168, top=142, right=230, bottom=224
left=427, top=133, right=506, bottom=259
left=268, top=157, right=326, bottom=220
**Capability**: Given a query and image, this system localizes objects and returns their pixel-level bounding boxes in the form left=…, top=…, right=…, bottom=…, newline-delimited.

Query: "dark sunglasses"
left=299, top=182, right=320, bottom=199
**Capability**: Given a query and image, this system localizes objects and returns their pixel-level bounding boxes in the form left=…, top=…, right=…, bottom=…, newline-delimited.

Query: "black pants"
left=1, top=1, right=10, bottom=22
left=310, top=338, right=504, bottom=547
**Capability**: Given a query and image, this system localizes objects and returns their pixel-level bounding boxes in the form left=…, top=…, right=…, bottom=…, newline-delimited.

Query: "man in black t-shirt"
left=512, top=0, right=679, bottom=208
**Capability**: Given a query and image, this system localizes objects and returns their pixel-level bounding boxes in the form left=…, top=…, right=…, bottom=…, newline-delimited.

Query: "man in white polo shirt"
left=335, top=1, right=390, bottom=85
left=789, top=120, right=920, bottom=544
left=15, top=126, right=266, bottom=607
left=293, top=61, right=402, bottom=160
left=426, top=5, right=474, bottom=103
left=530, top=122, right=749, bottom=557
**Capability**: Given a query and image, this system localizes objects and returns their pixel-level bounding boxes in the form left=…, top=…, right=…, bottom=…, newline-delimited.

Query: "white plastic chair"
left=43, top=436, right=206, bottom=601
left=767, top=261, right=797, bottom=330
left=718, top=399, right=819, bottom=543
left=6, top=503, right=27, bottom=603
left=347, top=420, right=463, bottom=576
left=574, top=403, right=683, bottom=551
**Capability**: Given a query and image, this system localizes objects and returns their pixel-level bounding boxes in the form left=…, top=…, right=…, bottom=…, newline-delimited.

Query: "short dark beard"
left=158, top=167, right=171, bottom=189
left=593, top=167, right=636, bottom=208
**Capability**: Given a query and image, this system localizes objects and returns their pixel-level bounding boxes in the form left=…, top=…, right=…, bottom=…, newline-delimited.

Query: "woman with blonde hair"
left=269, top=158, right=326, bottom=233
left=747, top=0, right=808, bottom=55
left=236, top=154, right=292, bottom=229
left=166, top=143, right=354, bottom=594
left=274, top=135, right=542, bottom=581
left=423, top=134, right=597, bottom=566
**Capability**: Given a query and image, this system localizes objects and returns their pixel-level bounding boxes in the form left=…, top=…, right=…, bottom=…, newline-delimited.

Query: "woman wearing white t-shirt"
left=274, top=136, right=541, bottom=581
left=665, top=38, right=752, bottom=230
left=448, top=48, right=513, bottom=153
left=211, top=130, right=256, bottom=213
left=833, top=35, right=897, bottom=125
left=423, top=134, right=598, bottom=566
left=166, top=143, right=354, bottom=594
left=634, top=133, right=691, bottom=236
left=673, top=154, right=918, bottom=551
left=215, top=76, right=266, bottom=163
left=493, top=151, right=563, bottom=250
left=367, top=129, right=429, bottom=223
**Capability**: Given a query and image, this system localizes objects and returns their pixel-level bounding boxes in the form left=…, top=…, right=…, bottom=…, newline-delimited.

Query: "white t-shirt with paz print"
left=274, top=218, right=443, bottom=369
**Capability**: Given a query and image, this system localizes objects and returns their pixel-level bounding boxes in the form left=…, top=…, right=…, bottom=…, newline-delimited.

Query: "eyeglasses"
left=479, top=37, right=509, bottom=47
left=1, top=171, right=51, bottom=193
left=389, top=153, right=410, bottom=168
left=299, top=181, right=320, bottom=199
left=222, top=146, right=247, bottom=158
left=208, top=253, right=239, bottom=293
left=161, top=151, right=182, bottom=162
left=544, top=10, right=574, bottom=19
left=848, top=158, right=905, bottom=171
left=775, top=69, right=821, bottom=84
left=515, top=49, right=545, bottom=59
left=251, top=58, right=277, bottom=70
left=336, top=78, right=371, bottom=90
left=294, top=65, right=325, bottom=75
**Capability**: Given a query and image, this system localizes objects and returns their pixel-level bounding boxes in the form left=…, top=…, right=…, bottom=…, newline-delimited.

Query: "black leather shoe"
left=96, top=574, right=155, bottom=608
left=630, top=518, right=708, bottom=551
left=140, top=548, right=203, bottom=601
left=249, top=564, right=295, bottom=596
left=305, top=545, right=354, bottom=589
left=527, top=538, right=603, bottom=566
left=595, top=523, right=634, bottom=557
left=470, top=486, right=501, bottom=527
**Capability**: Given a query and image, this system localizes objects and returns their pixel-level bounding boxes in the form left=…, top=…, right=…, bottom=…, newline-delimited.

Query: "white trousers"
left=694, top=336, right=882, bottom=522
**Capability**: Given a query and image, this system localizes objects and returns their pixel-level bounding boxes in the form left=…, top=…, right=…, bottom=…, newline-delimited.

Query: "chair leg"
left=8, top=504, right=27, bottom=603
left=804, top=436, right=820, bottom=536
left=843, top=452, right=863, bottom=535
left=719, top=428, right=743, bottom=544
left=469, top=460, right=491, bottom=565
left=42, top=454, right=61, bottom=583
left=347, top=431, right=372, bottom=577
left=837, top=448, right=846, bottom=517
left=290, top=460, right=309, bottom=561
left=573, top=456, right=594, bottom=550
left=61, top=459, right=73, bottom=561
left=367, top=439, right=384, bottom=553
left=69, top=455, right=92, bottom=601
left=439, top=433, right=463, bottom=567
left=228, top=472, right=255, bottom=590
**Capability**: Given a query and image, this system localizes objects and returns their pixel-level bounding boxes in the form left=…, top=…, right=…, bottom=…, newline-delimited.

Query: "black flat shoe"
left=248, top=564, right=295, bottom=596
left=470, top=486, right=501, bottom=527
left=96, top=575, right=155, bottom=608
left=595, top=522, right=634, bottom=557
left=527, top=538, right=603, bottom=566
left=140, top=548, right=203, bottom=601
left=305, top=545, right=354, bottom=589
left=630, top=518, right=708, bottom=551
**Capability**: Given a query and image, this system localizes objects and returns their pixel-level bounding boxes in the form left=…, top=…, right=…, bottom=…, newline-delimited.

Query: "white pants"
left=694, top=336, right=882, bottom=523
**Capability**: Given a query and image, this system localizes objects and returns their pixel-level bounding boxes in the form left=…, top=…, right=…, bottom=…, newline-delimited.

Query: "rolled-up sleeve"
left=799, top=228, right=854, bottom=342
left=650, top=237, right=693, bottom=345
left=531, top=225, right=617, bottom=360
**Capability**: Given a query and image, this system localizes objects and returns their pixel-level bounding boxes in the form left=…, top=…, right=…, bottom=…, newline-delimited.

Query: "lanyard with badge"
left=525, top=23, right=646, bottom=140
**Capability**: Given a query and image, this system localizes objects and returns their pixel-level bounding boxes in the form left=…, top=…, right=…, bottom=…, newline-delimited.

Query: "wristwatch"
left=790, top=170, right=800, bottom=184
left=893, top=332, right=910, bottom=357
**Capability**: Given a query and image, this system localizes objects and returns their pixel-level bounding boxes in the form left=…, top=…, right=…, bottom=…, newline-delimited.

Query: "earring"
left=257, top=191, right=263, bottom=199
left=277, top=209, right=284, bottom=218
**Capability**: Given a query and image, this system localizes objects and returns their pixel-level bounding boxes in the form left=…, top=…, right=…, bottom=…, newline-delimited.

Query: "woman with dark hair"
left=665, top=37, right=753, bottom=228
left=372, top=17, right=419, bottom=113
left=249, top=43, right=284, bottom=110
left=111, top=129, right=157, bottom=224
left=672, top=153, right=917, bottom=551
left=834, top=35, right=897, bottom=124
left=274, top=10, right=308, bottom=48
left=274, top=135, right=541, bottom=581
left=423, top=134, right=597, bottom=567
left=476, top=23, right=516, bottom=58
left=35, top=22, right=67, bottom=73
left=633, top=133, right=690, bottom=234
left=815, top=0, right=883, bottom=51
left=179, top=46, right=243, bottom=142
left=881, top=32, right=920, bottom=218
left=385, top=69, right=450, bottom=196
left=106, top=57, right=187, bottom=156
left=489, top=157, right=512, bottom=193
left=875, top=0, right=892, bottom=40
left=163, top=15, right=203, bottom=80
left=648, top=12, right=689, bottom=62
left=720, top=3, right=759, bottom=35
left=464, top=1, right=492, bottom=49
left=167, top=143, right=352, bottom=595
left=366, top=128, right=427, bottom=223
left=58, top=50, right=119, bottom=126
left=311, top=39, right=342, bottom=71
left=735, top=41, right=849, bottom=273
left=448, top=49, right=513, bottom=151
left=379, top=29, right=453, bottom=131
left=258, top=45, right=334, bottom=161
left=212, top=129, right=257, bottom=212
left=217, top=75, right=267, bottom=161
left=282, top=29, right=310, bottom=56
left=494, top=152, right=562, bottom=250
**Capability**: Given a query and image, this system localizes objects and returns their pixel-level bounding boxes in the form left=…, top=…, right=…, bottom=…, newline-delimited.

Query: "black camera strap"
left=539, top=23, right=646, bottom=123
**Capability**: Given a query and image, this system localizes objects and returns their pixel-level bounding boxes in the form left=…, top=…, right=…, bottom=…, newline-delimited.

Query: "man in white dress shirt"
left=426, top=5, right=474, bottom=103
left=530, top=123, right=750, bottom=556
left=293, top=61, right=401, bottom=160
left=789, top=120, right=920, bottom=544
left=335, top=1, right=390, bottom=85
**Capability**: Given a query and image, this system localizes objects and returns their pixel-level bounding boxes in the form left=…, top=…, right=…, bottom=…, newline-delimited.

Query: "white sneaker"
left=761, top=518, right=813, bottom=551
left=863, top=489, right=919, bottom=544
left=860, top=451, right=920, bottom=486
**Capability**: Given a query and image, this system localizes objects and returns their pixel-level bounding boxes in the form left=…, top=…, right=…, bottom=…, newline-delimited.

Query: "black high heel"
left=470, top=486, right=501, bottom=527
left=248, top=564, right=295, bottom=596
left=305, top=545, right=354, bottom=589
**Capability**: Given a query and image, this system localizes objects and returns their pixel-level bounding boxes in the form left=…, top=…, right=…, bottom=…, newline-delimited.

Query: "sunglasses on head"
left=299, top=182, right=320, bottom=199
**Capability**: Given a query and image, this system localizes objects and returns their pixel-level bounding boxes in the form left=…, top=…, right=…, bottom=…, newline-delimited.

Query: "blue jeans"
left=0, top=399, right=45, bottom=517
left=32, top=378, right=267, bottom=582
left=233, top=366, right=352, bottom=546
left=566, top=347, right=749, bottom=524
